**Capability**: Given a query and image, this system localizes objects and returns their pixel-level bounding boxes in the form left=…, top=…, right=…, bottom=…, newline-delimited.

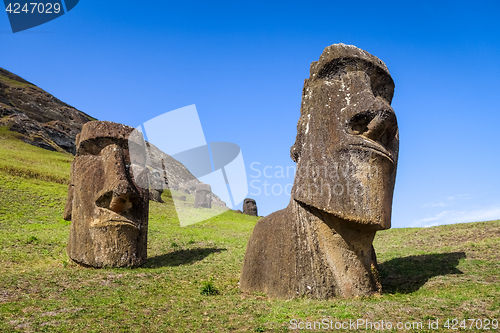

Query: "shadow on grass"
left=144, top=247, right=227, bottom=268
left=379, top=252, right=466, bottom=294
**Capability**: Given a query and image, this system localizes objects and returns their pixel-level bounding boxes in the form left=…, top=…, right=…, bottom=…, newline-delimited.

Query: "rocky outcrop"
left=0, top=67, right=95, bottom=154
left=0, top=67, right=228, bottom=208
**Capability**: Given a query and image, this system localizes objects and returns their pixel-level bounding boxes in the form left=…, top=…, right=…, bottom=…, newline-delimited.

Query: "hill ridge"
left=0, top=69, right=228, bottom=207
left=0, top=67, right=95, bottom=154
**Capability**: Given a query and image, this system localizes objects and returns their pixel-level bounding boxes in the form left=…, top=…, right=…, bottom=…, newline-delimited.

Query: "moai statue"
left=242, top=198, right=258, bottom=216
left=194, top=184, right=212, bottom=208
left=63, top=121, right=149, bottom=268
left=149, top=189, right=164, bottom=203
left=149, top=169, right=165, bottom=203
left=240, top=44, right=399, bottom=299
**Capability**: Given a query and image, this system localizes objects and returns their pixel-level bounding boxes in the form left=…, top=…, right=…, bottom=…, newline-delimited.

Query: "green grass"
left=200, top=279, right=220, bottom=296
left=0, top=127, right=73, bottom=184
left=1, top=128, right=499, bottom=332
left=0, top=74, right=35, bottom=88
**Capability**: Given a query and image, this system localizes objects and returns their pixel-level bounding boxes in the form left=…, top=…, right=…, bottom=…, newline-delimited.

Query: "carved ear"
left=74, top=133, right=81, bottom=152
left=63, top=184, right=74, bottom=221
left=63, top=161, right=76, bottom=221
left=291, top=113, right=308, bottom=163
left=290, top=134, right=302, bottom=162
left=290, top=80, right=310, bottom=163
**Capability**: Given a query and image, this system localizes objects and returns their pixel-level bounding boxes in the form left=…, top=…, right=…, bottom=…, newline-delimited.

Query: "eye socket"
left=369, top=67, right=395, bottom=104
left=77, top=138, right=129, bottom=156
left=347, top=111, right=376, bottom=135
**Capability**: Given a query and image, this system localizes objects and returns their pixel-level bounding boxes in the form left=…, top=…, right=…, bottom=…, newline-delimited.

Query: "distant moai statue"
left=63, top=121, right=149, bottom=268
left=240, top=44, right=399, bottom=299
left=194, top=184, right=212, bottom=208
left=242, top=198, right=258, bottom=216
left=149, top=169, right=165, bottom=203
left=149, top=189, right=163, bottom=203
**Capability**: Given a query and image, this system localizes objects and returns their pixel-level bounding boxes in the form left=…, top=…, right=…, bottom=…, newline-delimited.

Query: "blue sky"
left=2, top=1, right=499, bottom=228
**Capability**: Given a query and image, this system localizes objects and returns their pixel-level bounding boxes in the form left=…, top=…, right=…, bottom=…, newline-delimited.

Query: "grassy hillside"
left=0, top=128, right=499, bottom=332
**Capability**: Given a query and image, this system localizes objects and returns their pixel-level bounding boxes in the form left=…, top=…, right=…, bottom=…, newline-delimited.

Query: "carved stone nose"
left=348, top=109, right=397, bottom=148
left=96, top=191, right=136, bottom=215
left=109, top=193, right=132, bottom=214
left=364, top=110, right=397, bottom=145
left=95, top=144, right=139, bottom=215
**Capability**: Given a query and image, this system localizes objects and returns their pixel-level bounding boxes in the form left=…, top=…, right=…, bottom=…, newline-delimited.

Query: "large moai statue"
left=63, top=121, right=149, bottom=268
left=242, top=198, right=258, bottom=216
left=240, top=44, right=399, bottom=299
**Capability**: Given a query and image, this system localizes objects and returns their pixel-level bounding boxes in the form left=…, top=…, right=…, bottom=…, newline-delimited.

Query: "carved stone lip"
left=349, top=143, right=394, bottom=163
left=90, top=218, right=140, bottom=229
left=90, top=208, right=140, bottom=229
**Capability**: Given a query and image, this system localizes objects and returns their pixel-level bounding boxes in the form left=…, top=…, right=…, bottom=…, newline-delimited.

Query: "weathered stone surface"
left=240, top=44, right=398, bottom=299
left=242, top=198, right=258, bottom=216
left=64, top=121, right=149, bottom=268
left=194, top=184, right=212, bottom=209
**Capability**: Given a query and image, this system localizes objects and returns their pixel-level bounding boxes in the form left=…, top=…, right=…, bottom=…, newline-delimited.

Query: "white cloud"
left=417, top=210, right=454, bottom=223
left=412, top=206, right=500, bottom=228
left=422, top=202, right=446, bottom=208
left=421, top=193, right=470, bottom=208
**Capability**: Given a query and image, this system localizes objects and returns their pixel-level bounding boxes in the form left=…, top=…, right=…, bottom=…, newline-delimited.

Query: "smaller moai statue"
left=149, top=169, right=165, bottom=203
left=194, top=184, right=212, bottom=209
left=64, top=121, right=149, bottom=268
left=242, top=198, right=258, bottom=216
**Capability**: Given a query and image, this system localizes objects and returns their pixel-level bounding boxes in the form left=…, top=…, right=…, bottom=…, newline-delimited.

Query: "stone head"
left=64, top=121, right=149, bottom=267
left=194, top=183, right=212, bottom=209
left=243, top=198, right=258, bottom=216
left=290, top=44, right=398, bottom=230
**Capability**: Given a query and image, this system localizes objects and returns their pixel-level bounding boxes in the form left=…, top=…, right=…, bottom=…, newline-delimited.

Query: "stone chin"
left=291, top=145, right=396, bottom=230
left=88, top=224, right=143, bottom=268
